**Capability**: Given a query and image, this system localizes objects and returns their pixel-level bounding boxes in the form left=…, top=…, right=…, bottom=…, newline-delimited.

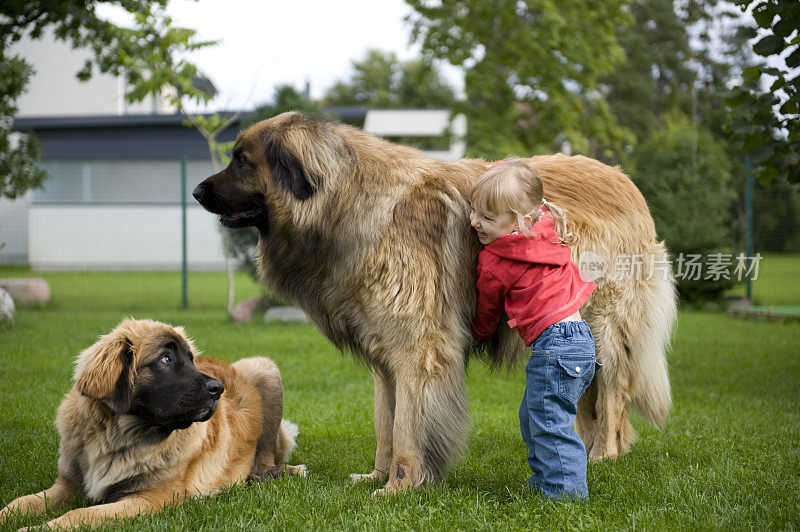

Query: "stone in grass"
left=0, top=278, right=51, bottom=305
left=230, top=297, right=269, bottom=323
left=263, top=306, right=309, bottom=323
left=0, top=287, right=14, bottom=322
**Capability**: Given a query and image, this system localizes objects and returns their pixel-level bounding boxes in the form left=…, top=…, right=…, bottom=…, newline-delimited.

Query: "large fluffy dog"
left=0, top=319, right=305, bottom=529
left=193, top=112, right=676, bottom=493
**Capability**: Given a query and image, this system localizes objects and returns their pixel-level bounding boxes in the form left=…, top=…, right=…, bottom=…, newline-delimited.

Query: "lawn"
left=727, top=252, right=800, bottom=306
left=0, top=259, right=798, bottom=530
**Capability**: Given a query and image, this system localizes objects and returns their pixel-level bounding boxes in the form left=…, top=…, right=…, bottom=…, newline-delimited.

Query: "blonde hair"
left=470, top=158, right=574, bottom=244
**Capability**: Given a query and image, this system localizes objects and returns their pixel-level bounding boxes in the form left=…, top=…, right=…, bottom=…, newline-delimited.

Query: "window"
left=34, top=160, right=214, bottom=204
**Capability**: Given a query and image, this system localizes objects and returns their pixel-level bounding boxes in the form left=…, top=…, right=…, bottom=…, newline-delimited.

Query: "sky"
left=98, top=0, right=465, bottom=112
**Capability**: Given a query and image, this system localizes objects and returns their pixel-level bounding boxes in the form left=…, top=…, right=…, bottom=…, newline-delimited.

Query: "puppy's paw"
left=371, top=485, right=409, bottom=497
left=350, top=470, right=385, bottom=483
left=291, top=464, right=308, bottom=478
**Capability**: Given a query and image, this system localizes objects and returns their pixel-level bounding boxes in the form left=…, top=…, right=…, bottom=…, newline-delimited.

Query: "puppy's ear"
left=74, top=327, right=135, bottom=414
left=265, top=138, right=317, bottom=200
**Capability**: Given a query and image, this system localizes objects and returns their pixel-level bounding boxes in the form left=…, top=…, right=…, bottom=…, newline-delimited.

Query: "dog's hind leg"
left=0, top=477, right=76, bottom=523
left=350, top=368, right=394, bottom=484
left=251, top=420, right=306, bottom=481
left=231, top=357, right=290, bottom=477
left=580, top=281, right=636, bottom=461
left=575, top=377, right=598, bottom=454
left=580, top=247, right=676, bottom=461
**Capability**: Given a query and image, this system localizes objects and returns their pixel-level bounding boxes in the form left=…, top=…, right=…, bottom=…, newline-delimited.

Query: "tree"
left=0, top=0, right=166, bottom=199
left=725, top=0, right=800, bottom=185
left=325, top=49, right=456, bottom=109
left=406, top=0, right=631, bottom=159
left=0, top=56, right=46, bottom=198
left=602, top=0, right=699, bottom=150
left=635, top=112, right=736, bottom=303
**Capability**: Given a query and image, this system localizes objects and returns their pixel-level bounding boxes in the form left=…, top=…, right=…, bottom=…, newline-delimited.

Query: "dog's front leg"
left=37, top=490, right=178, bottom=530
left=350, top=368, right=394, bottom=484
left=0, top=476, right=76, bottom=524
left=373, top=368, right=427, bottom=495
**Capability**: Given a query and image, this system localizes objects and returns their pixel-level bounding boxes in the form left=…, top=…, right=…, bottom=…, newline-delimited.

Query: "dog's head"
left=74, top=319, right=224, bottom=431
left=192, top=112, right=353, bottom=233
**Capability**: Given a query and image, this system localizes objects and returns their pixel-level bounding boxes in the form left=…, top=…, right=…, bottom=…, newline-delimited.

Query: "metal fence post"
left=181, top=156, right=188, bottom=309
left=744, top=154, right=754, bottom=303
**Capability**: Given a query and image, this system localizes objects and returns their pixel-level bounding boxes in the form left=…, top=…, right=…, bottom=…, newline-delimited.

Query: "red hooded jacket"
left=470, top=210, right=596, bottom=345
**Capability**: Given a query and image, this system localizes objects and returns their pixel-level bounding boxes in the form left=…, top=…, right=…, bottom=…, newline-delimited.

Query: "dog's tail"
left=277, top=419, right=299, bottom=463
left=628, top=246, right=677, bottom=426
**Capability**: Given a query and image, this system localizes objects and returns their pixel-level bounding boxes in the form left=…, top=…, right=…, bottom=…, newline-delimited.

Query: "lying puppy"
left=0, top=318, right=305, bottom=529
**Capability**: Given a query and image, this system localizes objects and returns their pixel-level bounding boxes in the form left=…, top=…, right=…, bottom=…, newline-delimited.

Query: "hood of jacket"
left=482, top=212, right=569, bottom=266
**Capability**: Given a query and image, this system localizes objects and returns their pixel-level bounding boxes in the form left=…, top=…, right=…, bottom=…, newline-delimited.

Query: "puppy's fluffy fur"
left=0, top=318, right=305, bottom=529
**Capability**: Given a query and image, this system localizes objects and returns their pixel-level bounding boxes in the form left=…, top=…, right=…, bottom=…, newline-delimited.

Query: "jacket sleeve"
left=470, top=267, right=507, bottom=340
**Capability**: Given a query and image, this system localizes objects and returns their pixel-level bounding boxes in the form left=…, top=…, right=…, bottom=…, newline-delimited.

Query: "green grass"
left=727, top=252, right=800, bottom=306
left=0, top=264, right=799, bottom=530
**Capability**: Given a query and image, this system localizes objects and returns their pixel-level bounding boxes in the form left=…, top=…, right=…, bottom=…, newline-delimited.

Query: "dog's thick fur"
left=193, top=112, right=677, bottom=493
left=0, top=319, right=304, bottom=529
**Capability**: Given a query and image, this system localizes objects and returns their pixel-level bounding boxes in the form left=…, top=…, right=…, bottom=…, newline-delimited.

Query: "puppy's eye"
left=237, top=154, right=248, bottom=167
left=159, top=353, right=173, bottom=364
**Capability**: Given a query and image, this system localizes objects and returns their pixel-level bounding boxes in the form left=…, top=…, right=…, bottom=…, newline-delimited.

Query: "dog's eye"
left=159, top=353, right=173, bottom=364
left=237, top=154, right=249, bottom=168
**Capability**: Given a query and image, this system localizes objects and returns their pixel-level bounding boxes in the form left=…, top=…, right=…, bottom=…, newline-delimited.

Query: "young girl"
left=469, top=159, right=598, bottom=500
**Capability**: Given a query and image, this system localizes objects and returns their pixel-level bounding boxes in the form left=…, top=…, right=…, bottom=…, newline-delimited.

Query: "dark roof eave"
left=12, top=111, right=253, bottom=131
left=12, top=105, right=378, bottom=132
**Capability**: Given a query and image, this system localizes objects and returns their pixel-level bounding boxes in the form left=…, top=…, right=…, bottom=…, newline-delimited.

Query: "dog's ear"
left=264, top=114, right=352, bottom=201
left=74, top=326, right=135, bottom=414
left=265, top=136, right=317, bottom=200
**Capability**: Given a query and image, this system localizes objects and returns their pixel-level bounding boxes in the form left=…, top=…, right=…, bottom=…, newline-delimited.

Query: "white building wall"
left=12, top=30, right=171, bottom=117
left=0, top=192, right=33, bottom=263
left=28, top=205, right=227, bottom=270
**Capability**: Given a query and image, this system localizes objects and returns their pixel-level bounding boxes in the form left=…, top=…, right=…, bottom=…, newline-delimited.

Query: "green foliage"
left=602, top=0, right=699, bottom=150
left=0, top=0, right=170, bottom=199
left=0, top=54, right=46, bottom=199
left=324, top=49, right=456, bottom=110
left=0, top=1, right=166, bottom=58
left=406, top=0, right=631, bottom=159
left=753, top=178, right=800, bottom=252
left=109, top=5, right=218, bottom=108
left=725, top=0, right=800, bottom=185
left=634, top=112, right=736, bottom=303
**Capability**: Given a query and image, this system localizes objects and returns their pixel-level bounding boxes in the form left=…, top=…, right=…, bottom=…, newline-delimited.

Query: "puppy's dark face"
left=128, top=333, right=223, bottom=432
left=192, top=112, right=334, bottom=233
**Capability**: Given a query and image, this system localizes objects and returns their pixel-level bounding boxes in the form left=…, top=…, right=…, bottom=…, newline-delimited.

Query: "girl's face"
left=469, top=206, right=517, bottom=245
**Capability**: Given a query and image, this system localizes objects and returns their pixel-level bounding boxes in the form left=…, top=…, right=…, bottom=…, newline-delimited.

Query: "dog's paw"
left=371, top=485, right=410, bottom=497
left=349, top=470, right=385, bottom=483
left=292, top=464, right=308, bottom=478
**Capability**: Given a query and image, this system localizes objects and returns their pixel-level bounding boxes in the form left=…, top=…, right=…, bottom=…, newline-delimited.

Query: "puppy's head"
left=192, top=111, right=353, bottom=233
left=74, top=319, right=224, bottom=431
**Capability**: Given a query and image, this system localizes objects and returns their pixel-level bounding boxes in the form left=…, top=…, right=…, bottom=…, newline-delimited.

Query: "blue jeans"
left=519, top=320, right=598, bottom=500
